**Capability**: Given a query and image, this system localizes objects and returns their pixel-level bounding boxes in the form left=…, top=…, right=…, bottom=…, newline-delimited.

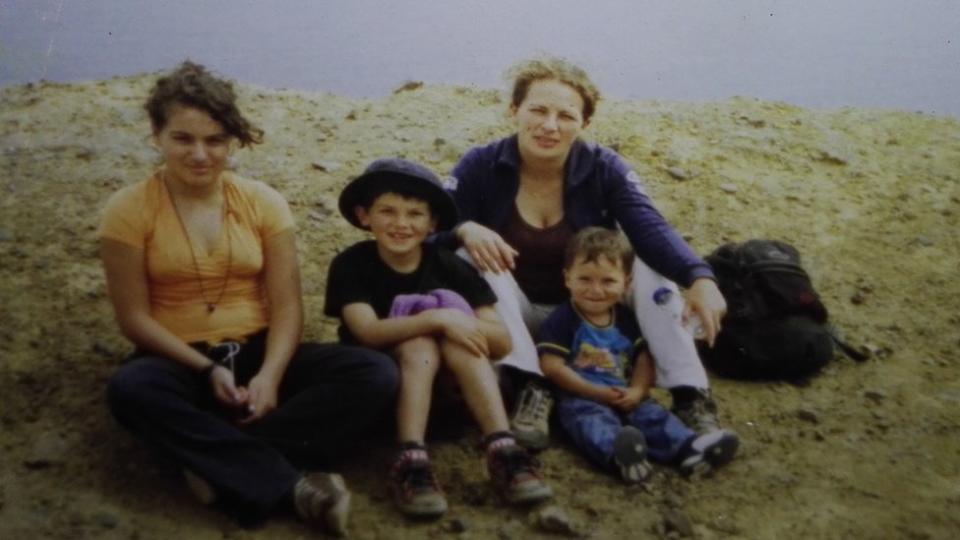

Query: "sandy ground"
left=1, top=74, right=959, bottom=540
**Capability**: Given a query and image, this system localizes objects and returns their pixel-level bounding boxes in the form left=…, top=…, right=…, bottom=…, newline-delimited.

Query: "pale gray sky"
left=1, top=0, right=957, bottom=117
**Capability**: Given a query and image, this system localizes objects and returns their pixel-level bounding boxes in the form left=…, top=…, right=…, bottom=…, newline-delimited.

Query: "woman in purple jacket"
left=444, top=57, right=731, bottom=450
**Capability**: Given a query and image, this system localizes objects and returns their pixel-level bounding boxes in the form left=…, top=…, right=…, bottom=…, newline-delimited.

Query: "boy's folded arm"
left=342, top=302, right=441, bottom=348
left=540, top=352, right=615, bottom=403
left=474, top=305, right=512, bottom=360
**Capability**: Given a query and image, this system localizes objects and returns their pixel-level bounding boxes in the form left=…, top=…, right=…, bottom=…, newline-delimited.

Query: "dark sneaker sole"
left=613, top=426, right=653, bottom=484
left=704, top=431, right=739, bottom=469
left=680, top=430, right=740, bottom=477
left=503, top=482, right=554, bottom=505
left=396, top=497, right=448, bottom=519
left=511, top=427, right=550, bottom=452
left=326, top=488, right=351, bottom=536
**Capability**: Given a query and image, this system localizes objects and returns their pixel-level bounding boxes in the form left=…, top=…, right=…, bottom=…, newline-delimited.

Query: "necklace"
left=164, top=172, right=232, bottom=314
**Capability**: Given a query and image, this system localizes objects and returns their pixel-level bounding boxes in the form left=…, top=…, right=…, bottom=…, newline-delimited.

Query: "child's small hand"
left=432, top=309, right=490, bottom=357
left=592, top=385, right=624, bottom=405
left=611, top=386, right=647, bottom=412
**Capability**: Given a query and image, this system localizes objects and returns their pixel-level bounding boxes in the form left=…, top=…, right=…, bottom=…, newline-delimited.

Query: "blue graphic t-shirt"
left=536, top=302, right=644, bottom=387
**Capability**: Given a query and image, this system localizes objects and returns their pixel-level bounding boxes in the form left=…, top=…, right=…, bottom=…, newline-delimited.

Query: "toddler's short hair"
left=564, top=227, right=634, bottom=273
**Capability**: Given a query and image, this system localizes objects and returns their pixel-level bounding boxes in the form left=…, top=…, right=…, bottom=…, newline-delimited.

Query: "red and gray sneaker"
left=487, top=443, right=553, bottom=505
left=388, top=448, right=448, bottom=518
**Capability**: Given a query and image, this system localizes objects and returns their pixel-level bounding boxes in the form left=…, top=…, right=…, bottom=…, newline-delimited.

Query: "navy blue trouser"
left=106, top=337, right=398, bottom=521
left=557, top=395, right=694, bottom=470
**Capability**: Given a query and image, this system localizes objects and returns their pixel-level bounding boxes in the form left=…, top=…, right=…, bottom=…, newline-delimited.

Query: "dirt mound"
left=1, top=76, right=958, bottom=539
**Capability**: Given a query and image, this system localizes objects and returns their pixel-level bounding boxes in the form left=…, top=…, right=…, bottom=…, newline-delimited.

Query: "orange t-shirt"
left=99, top=171, right=295, bottom=344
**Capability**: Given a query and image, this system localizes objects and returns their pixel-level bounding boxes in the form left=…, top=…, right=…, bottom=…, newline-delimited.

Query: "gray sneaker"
left=293, top=472, right=352, bottom=536
left=613, top=426, right=654, bottom=484
left=671, top=387, right=722, bottom=434
left=510, top=381, right=554, bottom=451
left=679, top=429, right=740, bottom=477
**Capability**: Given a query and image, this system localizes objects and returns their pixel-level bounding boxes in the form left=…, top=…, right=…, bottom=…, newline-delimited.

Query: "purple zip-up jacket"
left=441, top=135, right=714, bottom=288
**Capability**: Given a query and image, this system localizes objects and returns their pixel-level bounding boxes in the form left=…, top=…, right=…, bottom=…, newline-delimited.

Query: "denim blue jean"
left=557, top=395, right=695, bottom=470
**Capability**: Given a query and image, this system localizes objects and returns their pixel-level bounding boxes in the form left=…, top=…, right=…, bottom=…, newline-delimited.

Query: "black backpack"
left=701, top=239, right=864, bottom=380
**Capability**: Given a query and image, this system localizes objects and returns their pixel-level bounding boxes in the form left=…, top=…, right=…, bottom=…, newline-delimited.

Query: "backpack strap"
left=826, top=326, right=869, bottom=362
left=745, top=261, right=807, bottom=276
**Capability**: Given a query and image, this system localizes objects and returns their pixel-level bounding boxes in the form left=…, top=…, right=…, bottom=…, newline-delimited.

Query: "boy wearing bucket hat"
left=325, top=158, right=552, bottom=518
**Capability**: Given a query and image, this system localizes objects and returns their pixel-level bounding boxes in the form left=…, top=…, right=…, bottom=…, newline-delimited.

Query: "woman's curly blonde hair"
left=507, top=56, right=601, bottom=123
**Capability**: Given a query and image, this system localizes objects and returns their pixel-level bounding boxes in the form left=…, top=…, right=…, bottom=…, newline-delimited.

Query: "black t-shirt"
left=324, top=240, right=497, bottom=344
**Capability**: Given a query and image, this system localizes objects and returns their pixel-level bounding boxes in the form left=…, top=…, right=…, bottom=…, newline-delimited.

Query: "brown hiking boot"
left=671, top=387, right=722, bottom=434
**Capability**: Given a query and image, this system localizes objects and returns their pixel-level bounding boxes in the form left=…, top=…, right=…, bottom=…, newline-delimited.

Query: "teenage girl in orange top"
left=100, top=61, right=397, bottom=536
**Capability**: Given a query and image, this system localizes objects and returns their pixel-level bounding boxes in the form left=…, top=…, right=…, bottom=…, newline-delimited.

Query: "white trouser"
left=461, top=249, right=709, bottom=390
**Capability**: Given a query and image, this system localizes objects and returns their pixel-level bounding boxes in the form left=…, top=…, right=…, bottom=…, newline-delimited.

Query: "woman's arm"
left=100, top=238, right=244, bottom=406
left=455, top=221, right=518, bottom=274
left=242, top=229, right=302, bottom=423
left=540, top=353, right=620, bottom=404
left=601, top=150, right=714, bottom=287
left=102, top=238, right=212, bottom=369
left=600, top=150, right=727, bottom=342
left=445, top=146, right=518, bottom=273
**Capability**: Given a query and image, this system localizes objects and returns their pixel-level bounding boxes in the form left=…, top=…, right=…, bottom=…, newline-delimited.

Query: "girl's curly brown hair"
left=145, top=61, right=263, bottom=147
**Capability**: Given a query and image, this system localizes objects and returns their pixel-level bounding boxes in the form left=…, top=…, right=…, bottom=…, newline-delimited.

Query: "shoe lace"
left=396, top=462, right=440, bottom=494
left=494, top=448, right=541, bottom=484
left=514, top=385, right=551, bottom=425
left=681, top=397, right=719, bottom=432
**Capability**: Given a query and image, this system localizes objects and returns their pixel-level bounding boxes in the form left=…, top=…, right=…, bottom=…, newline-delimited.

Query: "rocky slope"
left=1, top=75, right=958, bottom=539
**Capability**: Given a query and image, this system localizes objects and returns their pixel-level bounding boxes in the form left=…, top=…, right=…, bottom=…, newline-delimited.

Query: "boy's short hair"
left=338, top=158, right=458, bottom=231
left=564, top=227, right=634, bottom=273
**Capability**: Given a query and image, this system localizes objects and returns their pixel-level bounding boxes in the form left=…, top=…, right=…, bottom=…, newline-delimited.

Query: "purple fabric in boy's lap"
left=388, top=288, right=475, bottom=318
